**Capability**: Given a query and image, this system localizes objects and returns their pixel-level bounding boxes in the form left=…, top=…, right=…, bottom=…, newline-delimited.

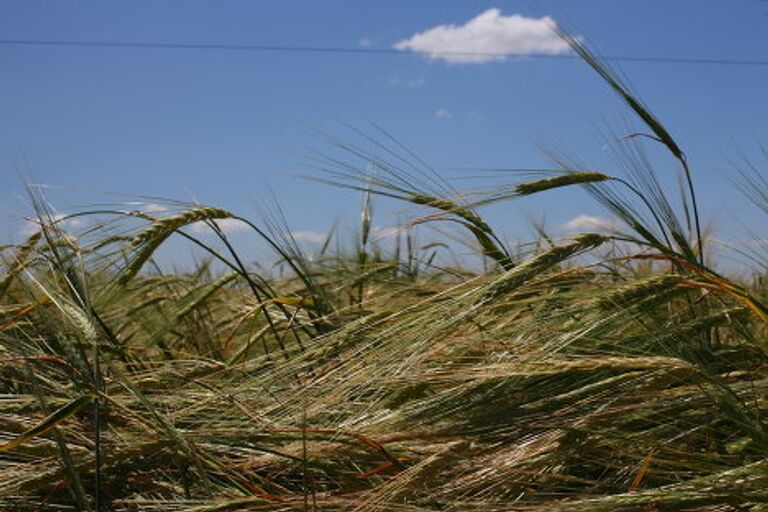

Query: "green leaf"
left=0, top=393, right=94, bottom=452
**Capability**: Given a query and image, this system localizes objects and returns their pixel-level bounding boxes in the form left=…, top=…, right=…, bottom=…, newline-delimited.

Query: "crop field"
left=1, top=38, right=766, bottom=511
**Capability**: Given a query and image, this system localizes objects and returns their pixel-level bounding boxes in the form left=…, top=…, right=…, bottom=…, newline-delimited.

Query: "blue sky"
left=1, top=1, right=767, bottom=267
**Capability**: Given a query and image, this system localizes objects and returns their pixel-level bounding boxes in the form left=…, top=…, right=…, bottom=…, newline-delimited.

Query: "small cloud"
left=434, top=108, right=452, bottom=119
left=563, top=214, right=616, bottom=232
left=358, top=37, right=373, bottom=47
left=190, top=218, right=249, bottom=235
left=407, top=77, right=426, bottom=87
left=143, top=203, right=168, bottom=213
left=394, top=9, right=572, bottom=64
left=467, top=109, right=485, bottom=121
left=289, top=230, right=326, bottom=244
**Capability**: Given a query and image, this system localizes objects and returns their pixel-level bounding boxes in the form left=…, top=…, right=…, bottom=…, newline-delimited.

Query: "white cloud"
left=467, top=109, right=485, bottom=121
left=289, top=231, right=327, bottom=244
left=190, top=218, right=249, bottom=235
left=394, top=9, right=571, bottom=64
left=143, top=203, right=168, bottom=213
left=563, top=215, right=617, bottom=232
left=434, top=108, right=452, bottom=119
left=358, top=37, right=373, bottom=47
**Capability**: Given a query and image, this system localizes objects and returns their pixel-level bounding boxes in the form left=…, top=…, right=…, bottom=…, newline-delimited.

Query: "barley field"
left=1, top=37, right=766, bottom=512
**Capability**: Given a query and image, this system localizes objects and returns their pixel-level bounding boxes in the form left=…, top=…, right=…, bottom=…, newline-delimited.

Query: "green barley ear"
left=514, top=172, right=612, bottom=196
left=626, top=307, right=749, bottom=349
left=409, top=194, right=492, bottom=234
left=90, top=235, right=133, bottom=252
left=119, top=206, right=232, bottom=284
left=130, top=206, right=232, bottom=246
left=559, top=29, right=703, bottom=264
left=592, top=275, right=684, bottom=311
left=559, top=31, right=684, bottom=162
left=484, top=233, right=607, bottom=300
left=58, top=299, right=98, bottom=344
left=409, top=193, right=511, bottom=269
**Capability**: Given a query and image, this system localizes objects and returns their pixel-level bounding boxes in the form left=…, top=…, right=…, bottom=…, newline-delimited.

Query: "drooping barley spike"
left=409, top=194, right=492, bottom=234
left=130, top=207, right=232, bottom=246
left=593, top=275, right=683, bottom=311
left=514, top=172, right=611, bottom=196
left=119, top=207, right=232, bottom=284
left=624, top=307, right=749, bottom=349
left=90, top=235, right=133, bottom=252
left=466, top=224, right=513, bottom=269
left=409, top=193, right=511, bottom=268
left=484, top=233, right=607, bottom=300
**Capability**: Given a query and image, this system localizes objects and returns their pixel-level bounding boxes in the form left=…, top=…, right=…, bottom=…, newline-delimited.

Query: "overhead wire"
left=1, top=38, right=767, bottom=67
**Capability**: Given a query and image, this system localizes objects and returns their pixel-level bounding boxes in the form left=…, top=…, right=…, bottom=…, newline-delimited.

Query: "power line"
left=1, top=38, right=767, bottom=67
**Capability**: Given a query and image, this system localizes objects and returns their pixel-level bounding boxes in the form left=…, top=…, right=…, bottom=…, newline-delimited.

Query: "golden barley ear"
left=0, top=231, right=42, bottom=297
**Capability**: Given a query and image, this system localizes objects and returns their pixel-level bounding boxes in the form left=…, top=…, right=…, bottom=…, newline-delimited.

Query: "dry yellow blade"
left=629, top=450, right=655, bottom=491
left=272, top=296, right=315, bottom=308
